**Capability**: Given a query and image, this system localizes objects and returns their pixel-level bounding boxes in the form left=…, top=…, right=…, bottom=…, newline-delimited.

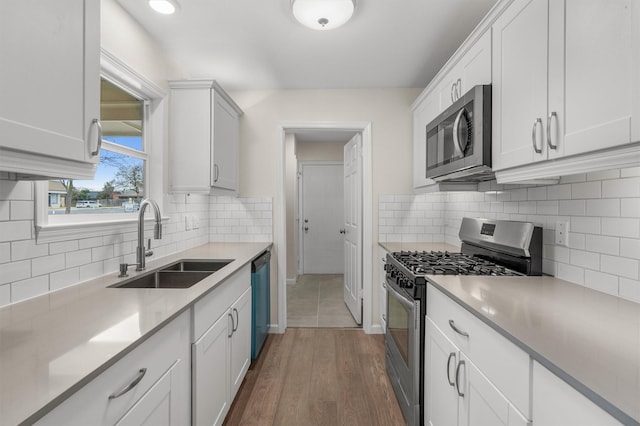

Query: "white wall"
left=230, top=88, right=421, bottom=326
left=379, top=167, right=640, bottom=309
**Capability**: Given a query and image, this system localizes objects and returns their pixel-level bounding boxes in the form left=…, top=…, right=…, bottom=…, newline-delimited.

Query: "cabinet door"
left=378, top=248, right=388, bottom=331
left=425, top=319, right=460, bottom=426
left=548, top=0, right=635, bottom=158
left=229, top=287, right=252, bottom=399
left=492, top=0, right=549, bottom=170
left=169, top=87, right=212, bottom=193
left=192, top=312, right=230, bottom=426
left=460, top=355, right=529, bottom=426
left=0, top=0, right=100, bottom=166
left=458, top=31, right=492, bottom=95
left=211, top=92, right=239, bottom=192
left=532, top=361, right=621, bottom=426
left=115, top=361, right=182, bottom=426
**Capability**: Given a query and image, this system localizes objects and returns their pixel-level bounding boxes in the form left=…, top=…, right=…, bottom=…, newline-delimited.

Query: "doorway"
left=278, top=123, right=373, bottom=333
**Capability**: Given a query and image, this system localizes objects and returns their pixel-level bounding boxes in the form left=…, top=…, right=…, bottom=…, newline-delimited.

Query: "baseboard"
left=268, top=324, right=281, bottom=334
left=286, top=278, right=297, bottom=285
left=368, top=324, right=385, bottom=335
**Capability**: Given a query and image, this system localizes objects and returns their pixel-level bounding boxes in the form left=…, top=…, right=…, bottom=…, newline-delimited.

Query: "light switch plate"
left=555, top=221, right=569, bottom=246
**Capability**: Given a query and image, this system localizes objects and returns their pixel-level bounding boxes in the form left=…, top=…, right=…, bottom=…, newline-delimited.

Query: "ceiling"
left=116, top=0, right=498, bottom=91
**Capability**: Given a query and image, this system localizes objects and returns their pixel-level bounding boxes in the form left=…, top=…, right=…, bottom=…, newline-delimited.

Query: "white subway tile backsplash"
left=585, top=235, right=619, bottom=256
left=584, top=270, right=618, bottom=296
left=572, top=181, right=601, bottom=199
left=31, top=253, right=65, bottom=276
left=0, top=243, right=9, bottom=264
left=602, top=217, right=640, bottom=238
left=621, top=166, right=640, bottom=177
left=587, top=169, right=620, bottom=181
left=601, top=254, right=638, bottom=280
left=621, top=199, right=640, bottom=217
left=10, top=200, right=34, bottom=220
left=66, top=249, right=93, bottom=268
left=0, top=221, right=32, bottom=243
left=586, top=199, right=620, bottom=217
left=571, top=217, right=600, bottom=234
left=619, top=278, right=640, bottom=303
left=78, top=236, right=104, bottom=250
left=602, top=177, right=640, bottom=198
left=11, top=275, right=48, bottom=303
left=49, top=240, right=79, bottom=255
left=527, top=187, right=547, bottom=201
left=0, top=260, right=31, bottom=285
left=570, top=249, right=600, bottom=270
left=0, top=284, right=9, bottom=306
left=559, top=200, right=586, bottom=216
left=50, top=268, right=80, bottom=291
left=0, top=201, right=9, bottom=221
left=557, top=263, right=585, bottom=285
left=11, top=239, right=48, bottom=261
left=568, top=233, right=586, bottom=250
left=536, top=201, right=558, bottom=215
left=0, top=181, right=32, bottom=201
left=620, top=238, right=640, bottom=259
left=547, top=184, right=571, bottom=200
left=79, top=261, right=104, bottom=282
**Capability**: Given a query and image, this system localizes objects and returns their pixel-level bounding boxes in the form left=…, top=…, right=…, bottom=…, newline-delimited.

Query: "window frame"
left=35, top=50, right=167, bottom=243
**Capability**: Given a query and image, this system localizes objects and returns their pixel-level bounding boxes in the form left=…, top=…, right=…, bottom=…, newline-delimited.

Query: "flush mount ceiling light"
left=291, top=0, right=356, bottom=31
left=149, top=0, right=180, bottom=14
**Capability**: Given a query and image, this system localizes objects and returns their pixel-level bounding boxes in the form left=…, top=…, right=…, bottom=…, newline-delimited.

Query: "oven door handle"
left=386, top=280, right=414, bottom=310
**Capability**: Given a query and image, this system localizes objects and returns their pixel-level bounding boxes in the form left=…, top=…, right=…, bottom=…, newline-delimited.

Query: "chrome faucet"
left=119, top=199, right=162, bottom=277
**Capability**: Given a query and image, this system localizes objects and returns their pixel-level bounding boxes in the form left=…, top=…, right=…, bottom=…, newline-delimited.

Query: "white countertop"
left=0, top=242, right=271, bottom=426
left=429, top=275, right=640, bottom=426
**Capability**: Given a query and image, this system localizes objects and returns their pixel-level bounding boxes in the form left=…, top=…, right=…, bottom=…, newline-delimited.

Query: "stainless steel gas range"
left=384, top=217, right=542, bottom=426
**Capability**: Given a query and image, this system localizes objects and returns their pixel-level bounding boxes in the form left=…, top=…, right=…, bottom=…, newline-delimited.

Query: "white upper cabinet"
left=169, top=80, right=243, bottom=194
left=413, top=29, right=492, bottom=192
left=0, top=0, right=100, bottom=180
left=493, top=0, right=640, bottom=180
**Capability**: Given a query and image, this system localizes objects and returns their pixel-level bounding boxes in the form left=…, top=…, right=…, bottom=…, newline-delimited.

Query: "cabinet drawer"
left=193, top=265, right=250, bottom=341
left=427, top=284, right=531, bottom=418
left=36, top=311, right=190, bottom=426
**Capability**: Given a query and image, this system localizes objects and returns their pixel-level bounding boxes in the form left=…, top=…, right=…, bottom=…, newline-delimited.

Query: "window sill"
left=35, top=216, right=170, bottom=244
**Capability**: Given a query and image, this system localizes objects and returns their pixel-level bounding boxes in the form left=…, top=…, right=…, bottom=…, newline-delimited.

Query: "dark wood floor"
left=224, top=328, right=406, bottom=426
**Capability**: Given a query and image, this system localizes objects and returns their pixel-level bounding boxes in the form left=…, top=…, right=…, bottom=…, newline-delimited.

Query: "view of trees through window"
left=48, top=78, right=147, bottom=215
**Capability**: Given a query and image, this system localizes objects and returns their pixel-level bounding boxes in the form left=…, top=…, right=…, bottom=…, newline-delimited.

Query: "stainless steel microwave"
left=425, top=85, right=492, bottom=182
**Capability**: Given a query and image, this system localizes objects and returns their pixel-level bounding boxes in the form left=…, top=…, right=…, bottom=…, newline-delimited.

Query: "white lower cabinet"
left=425, top=319, right=529, bottom=426
left=36, top=311, right=191, bottom=426
left=532, top=361, right=622, bottom=426
left=192, top=265, right=252, bottom=426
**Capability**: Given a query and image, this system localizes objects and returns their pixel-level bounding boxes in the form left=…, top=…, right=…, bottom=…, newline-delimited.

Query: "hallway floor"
left=287, top=274, right=359, bottom=328
left=223, top=329, right=405, bottom=426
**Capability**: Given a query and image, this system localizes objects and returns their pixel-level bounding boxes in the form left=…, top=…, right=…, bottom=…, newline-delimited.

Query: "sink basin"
left=110, top=271, right=213, bottom=289
left=161, top=259, right=233, bottom=272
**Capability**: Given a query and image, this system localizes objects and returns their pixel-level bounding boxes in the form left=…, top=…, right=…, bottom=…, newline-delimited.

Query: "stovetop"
left=392, top=251, right=521, bottom=277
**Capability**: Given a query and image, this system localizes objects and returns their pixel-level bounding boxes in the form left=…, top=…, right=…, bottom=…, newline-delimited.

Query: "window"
left=48, top=78, right=147, bottom=217
left=35, top=53, right=166, bottom=243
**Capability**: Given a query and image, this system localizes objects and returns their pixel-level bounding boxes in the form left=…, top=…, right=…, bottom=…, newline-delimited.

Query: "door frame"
left=297, top=160, right=344, bottom=276
left=277, top=121, right=373, bottom=334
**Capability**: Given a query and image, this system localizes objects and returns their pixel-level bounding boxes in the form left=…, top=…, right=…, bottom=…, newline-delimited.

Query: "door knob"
left=304, top=226, right=309, bottom=233
left=339, top=229, right=346, bottom=234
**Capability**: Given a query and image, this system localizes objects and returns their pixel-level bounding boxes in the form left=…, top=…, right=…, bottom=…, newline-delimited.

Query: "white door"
left=300, top=163, right=344, bottom=274
left=343, top=134, right=362, bottom=324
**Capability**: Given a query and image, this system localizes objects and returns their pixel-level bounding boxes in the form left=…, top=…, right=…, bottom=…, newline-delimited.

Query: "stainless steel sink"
left=110, top=271, right=214, bottom=289
left=160, top=259, right=233, bottom=272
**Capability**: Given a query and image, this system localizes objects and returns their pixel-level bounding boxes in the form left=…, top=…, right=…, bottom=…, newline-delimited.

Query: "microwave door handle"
left=452, top=108, right=468, bottom=156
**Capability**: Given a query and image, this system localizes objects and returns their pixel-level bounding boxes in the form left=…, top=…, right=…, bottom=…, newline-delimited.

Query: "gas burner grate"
left=392, top=250, right=521, bottom=277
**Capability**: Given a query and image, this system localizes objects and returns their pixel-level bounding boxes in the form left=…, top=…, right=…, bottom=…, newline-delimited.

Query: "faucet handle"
left=145, top=238, right=154, bottom=257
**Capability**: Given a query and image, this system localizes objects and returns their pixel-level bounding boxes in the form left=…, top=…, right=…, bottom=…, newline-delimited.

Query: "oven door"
left=385, top=279, right=420, bottom=425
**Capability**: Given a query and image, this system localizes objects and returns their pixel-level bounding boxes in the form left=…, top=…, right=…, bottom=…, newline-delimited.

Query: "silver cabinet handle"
left=455, top=360, right=465, bottom=397
left=228, top=312, right=234, bottom=338
left=382, top=282, right=387, bottom=289
left=531, top=118, right=543, bottom=154
left=456, top=78, right=462, bottom=99
left=213, top=164, right=219, bottom=183
left=90, top=118, right=103, bottom=157
left=232, top=308, right=239, bottom=332
left=108, top=368, right=147, bottom=399
left=446, top=352, right=456, bottom=387
left=451, top=83, right=456, bottom=103
left=382, top=314, right=386, bottom=321
left=449, top=319, right=469, bottom=338
left=547, top=112, right=558, bottom=150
